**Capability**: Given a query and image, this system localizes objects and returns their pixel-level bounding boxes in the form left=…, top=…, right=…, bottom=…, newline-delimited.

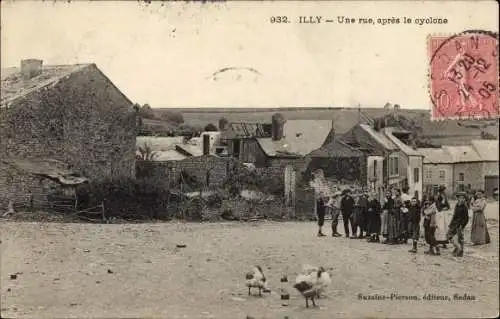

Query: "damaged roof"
left=358, top=124, right=399, bottom=151
left=383, top=127, right=423, bottom=157
left=221, top=122, right=271, bottom=139
left=309, top=139, right=365, bottom=158
left=1, top=64, right=92, bottom=107
left=4, top=158, right=88, bottom=185
left=257, top=120, right=333, bottom=157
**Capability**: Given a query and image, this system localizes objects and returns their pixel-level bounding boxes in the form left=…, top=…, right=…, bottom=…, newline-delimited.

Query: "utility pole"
left=357, top=103, right=361, bottom=124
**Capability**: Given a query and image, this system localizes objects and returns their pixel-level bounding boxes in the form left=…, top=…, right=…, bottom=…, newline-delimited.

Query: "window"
left=389, top=155, right=399, bottom=176
left=458, top=184, right=465, bottom=191
left=439, top=170, right=445, bottom=181
left=458, top=173, right=465, bottom=182
left=373, top=161, right=378, bottom=178
left=425, top=169, right=432, bottom=180
left=413, top=167, right=420, bottom=183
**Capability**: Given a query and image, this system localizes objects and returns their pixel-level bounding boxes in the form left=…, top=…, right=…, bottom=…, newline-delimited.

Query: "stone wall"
left=57, top=65, right=137, bottom=180
left=0, top=64, right=136, bottom=183
left=0, top=89, right=65, bottom=162
left=423, top=163, right=454, bottom=197
left=137, top=155, right=243, bottom=188
left=454, top=162, right=484, bottom=193
left=136, top=156, right=316, bottom=219
left=0, top=164, right=60, bottom=210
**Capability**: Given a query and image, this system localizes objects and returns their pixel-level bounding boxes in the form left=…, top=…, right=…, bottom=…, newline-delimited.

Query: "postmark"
left=429, top=30, right=499, bottom=120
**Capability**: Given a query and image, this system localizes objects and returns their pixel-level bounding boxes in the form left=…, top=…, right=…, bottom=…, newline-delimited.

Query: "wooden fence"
left=9, top=193, right=106, bottom=223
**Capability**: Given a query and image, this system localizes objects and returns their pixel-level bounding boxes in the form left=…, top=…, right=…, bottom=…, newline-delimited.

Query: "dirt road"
left=1, top=203, right=498, bottom=318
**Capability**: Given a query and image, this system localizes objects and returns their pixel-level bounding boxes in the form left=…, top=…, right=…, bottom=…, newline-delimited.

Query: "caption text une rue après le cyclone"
left=269, top=16, right=448, bottom=26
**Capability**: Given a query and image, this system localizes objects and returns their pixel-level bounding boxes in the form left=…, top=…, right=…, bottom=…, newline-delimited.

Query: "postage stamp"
left=429, top=30, right=499, bottom=120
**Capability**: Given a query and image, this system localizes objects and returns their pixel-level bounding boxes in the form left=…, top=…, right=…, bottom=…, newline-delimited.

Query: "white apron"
left=434, top=209, right=450, bottom=242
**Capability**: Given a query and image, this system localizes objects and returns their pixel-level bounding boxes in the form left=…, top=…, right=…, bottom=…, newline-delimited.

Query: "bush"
left=204, top=123, right=218, bottom=132
left=223, top=166, right=284, bottom=197
left=206, top=193, right=223, bottom=209
left=82, top=178, right=173, bottom=220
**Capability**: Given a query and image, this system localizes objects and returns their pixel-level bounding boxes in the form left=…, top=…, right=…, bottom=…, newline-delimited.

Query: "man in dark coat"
left=357, top=193, right=369, bottom=239
left=446, top=192, right=469, bottom=257
left=408, top=197, right=422, bottom=253
left=340, top=189, right=355, bottom=238
left=316, top=193, right=327, bottom=237
left=400, top=187, right=412, bottom=244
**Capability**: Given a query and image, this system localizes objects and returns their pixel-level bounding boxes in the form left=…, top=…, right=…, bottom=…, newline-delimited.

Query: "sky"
left=1, top=0, right=498, bottom=109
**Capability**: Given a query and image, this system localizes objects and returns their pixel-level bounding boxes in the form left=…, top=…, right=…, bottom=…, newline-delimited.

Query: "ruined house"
left=221, top=114, right=334, bottom=171
left=0, top=59, right=137, bottom=209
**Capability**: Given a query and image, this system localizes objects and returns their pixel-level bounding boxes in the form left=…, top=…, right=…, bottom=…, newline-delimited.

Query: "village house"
left=219, top=115, right=334, bottom=205
left=221, top=114, right=334, bottom=171
left=419, top=140, right=499, bottom=198
left=470, top=140, right=499, bottom=198
left=0, top=59, right=137, bottom=209
left=333, top=123, right=424, bottom=199
left=308, top=139, right=370, bottom=187
left=383, top=127, right=424, bottom=199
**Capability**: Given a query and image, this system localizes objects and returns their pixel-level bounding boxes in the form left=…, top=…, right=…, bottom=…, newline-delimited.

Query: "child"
left=446, top=192, right=469, bottom=257
left=408, top=197, right=422, bottom=253
left=423, top=196, right=440, bottom=255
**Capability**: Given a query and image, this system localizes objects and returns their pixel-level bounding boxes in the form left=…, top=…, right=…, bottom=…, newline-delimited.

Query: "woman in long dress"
left=435, top=186, right=451, bottom=247
left=380, top=191, right=393, bottom=243
left=470, top=190, right=490, bottom=245
left=386, top=190, right=402, bottom=244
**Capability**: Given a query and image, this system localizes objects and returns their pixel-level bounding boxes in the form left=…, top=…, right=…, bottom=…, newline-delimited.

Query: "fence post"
left=101, top=202, right=105, bottom=222
left=29, top=192, right=34, bottom=213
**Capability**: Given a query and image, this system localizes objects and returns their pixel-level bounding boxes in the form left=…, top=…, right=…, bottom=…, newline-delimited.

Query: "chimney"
left=218, top=118, right=228, bottom=131
left=21, top=59, right=43, bottom=80
left=203, top=134, right=210, bottom=155
left=393, top=104, right=400, bottom=121
left=271, top=113, right=285, bottom=141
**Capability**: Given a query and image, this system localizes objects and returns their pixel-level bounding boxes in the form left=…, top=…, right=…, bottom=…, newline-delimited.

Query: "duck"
left=245, top=266, right=271, bottom=296
left=293, top=266, right=331, bottom=308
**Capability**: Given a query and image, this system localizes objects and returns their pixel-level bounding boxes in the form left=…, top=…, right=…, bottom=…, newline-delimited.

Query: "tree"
left=134, top=103, right=143, bottom=129
left=136, top=141, right=157, bottom=161
left=218, top=117, right=229, bottom=131
left=160, top=110, right=184, bottom=124
left=204, top=123, right=218, bottom=131
left=135, top=103, right=155, bottom=120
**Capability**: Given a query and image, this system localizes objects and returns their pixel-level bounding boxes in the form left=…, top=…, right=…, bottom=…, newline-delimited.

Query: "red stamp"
left=429, top=31, right=499, bottom=120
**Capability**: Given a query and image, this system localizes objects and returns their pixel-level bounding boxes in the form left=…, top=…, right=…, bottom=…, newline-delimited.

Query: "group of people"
left=315, top=185, right=491, bottom=257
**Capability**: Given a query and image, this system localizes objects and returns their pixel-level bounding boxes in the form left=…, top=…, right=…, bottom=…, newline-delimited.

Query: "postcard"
left=1, top=1, right=498, bottom=318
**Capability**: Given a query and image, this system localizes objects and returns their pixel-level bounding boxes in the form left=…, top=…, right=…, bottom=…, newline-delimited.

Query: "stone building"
left=419, top=140, right=499, bottom=198
left=0, top=59, right=137, bottom=208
